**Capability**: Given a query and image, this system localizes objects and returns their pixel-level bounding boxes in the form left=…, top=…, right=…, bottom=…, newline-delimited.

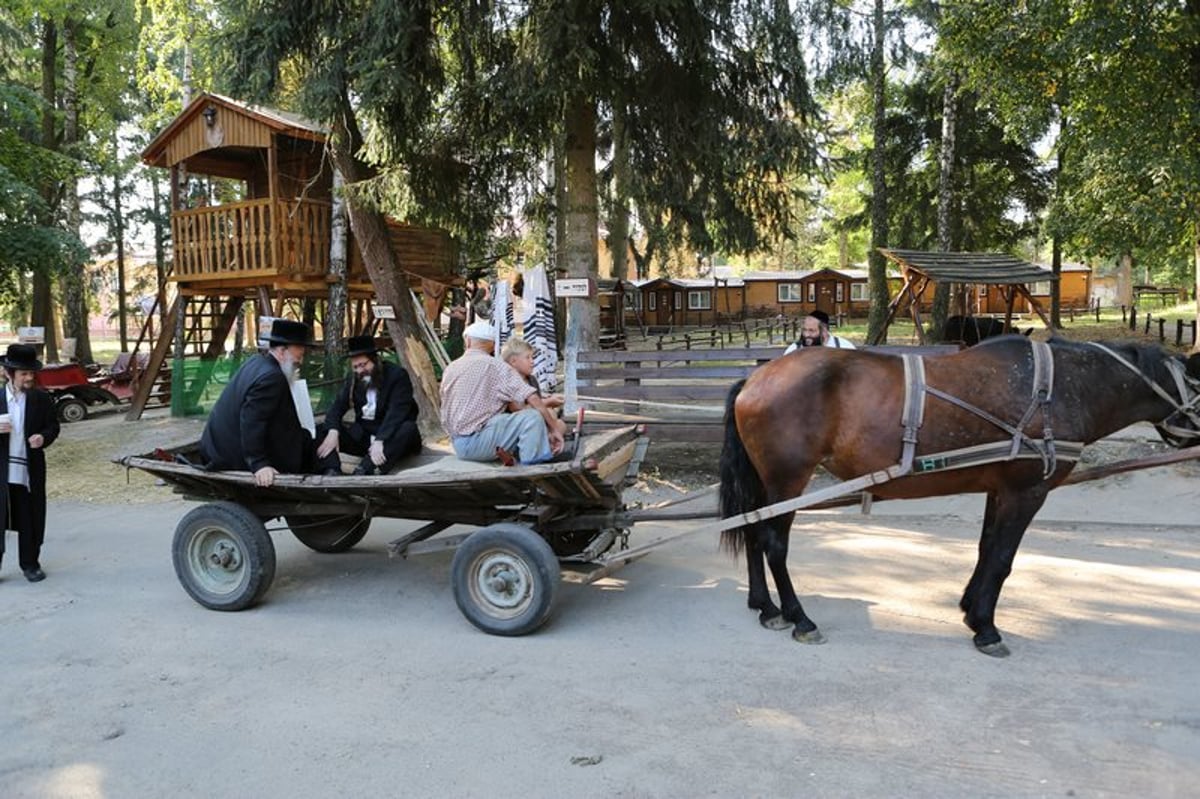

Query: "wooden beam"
left=125, top=293, right=181, bottom=420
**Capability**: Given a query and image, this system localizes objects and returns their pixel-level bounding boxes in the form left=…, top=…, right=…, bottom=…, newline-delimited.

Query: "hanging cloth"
left=521, top=264, right=559, bottom=392
left=492, top=279, right=514, bottom=354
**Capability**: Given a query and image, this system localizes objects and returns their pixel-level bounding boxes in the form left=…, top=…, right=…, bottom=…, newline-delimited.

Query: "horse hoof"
left=760, top=613, right=791, bottom=631
left=792, top=627, right=826, bottom=645
left=975, top=640, right=1010, bottom=658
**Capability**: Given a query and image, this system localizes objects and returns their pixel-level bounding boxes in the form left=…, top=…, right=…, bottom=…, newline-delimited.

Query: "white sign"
left=256, top=316, right=277, bottom=348
left=555, top=278, right=592, bottom=298
left=372, top=304, right=396, bottom=320
left=17, top=326, right=45, bottom=344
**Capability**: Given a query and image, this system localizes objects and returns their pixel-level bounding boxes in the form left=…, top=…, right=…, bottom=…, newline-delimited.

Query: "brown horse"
left=719, top=336, right=1200, bottom=656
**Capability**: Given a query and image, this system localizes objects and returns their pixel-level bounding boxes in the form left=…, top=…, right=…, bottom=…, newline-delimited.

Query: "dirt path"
left=1, top=413, right=1196, bottom=797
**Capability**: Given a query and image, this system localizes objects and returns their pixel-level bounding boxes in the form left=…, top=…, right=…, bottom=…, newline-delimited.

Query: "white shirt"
left=6, top=384, right=29, bottom=488
left=361, top=387, right=378, bottom=421
left=783, top=334, right=858, bottom=356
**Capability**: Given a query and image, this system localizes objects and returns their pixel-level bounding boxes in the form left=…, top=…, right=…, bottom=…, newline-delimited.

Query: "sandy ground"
left=1, top=410, right=1198, bottom=798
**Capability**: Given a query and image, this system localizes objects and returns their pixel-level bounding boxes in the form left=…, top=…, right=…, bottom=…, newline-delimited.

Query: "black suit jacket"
left=200, top=353, right=313, bottom=472
left=326, top=360, right=420, bottom=460
left=0, top=386, right=60, bottom=536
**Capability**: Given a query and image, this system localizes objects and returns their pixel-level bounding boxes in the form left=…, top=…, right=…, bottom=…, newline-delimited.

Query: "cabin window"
left=807, top=283, right=816, bottom=303
left=687, top=291, right=712, bottom=310
left=777, top=284, right=803, bottom=302
left=1030, top=281, right=1051, bottom=295
left=836, top=283, right=845, bottom=302
left=648, top=293, right=657, bottom=311
left=850, top=282, right=869, bottom=301
left=674, top=291, right=682, bottom=310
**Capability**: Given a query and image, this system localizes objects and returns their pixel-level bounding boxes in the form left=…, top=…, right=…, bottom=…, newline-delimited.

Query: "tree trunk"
left=150, top=169, right=168, bottom=327
left=931, top=73, right=957, bottom=341
left=1117, top=251, right=1134, bottom=308
left=1049, top=129, right=1066, bottom=329
left=61, top=18, right=93, bottom=363
left=35, top=18, right=60, bottom=364
left=114, top=169, right=128, bottom=350
left=866, top=0, right=890, bottom=343
left=328, top=102, right=443, bottom=440
left=608, top=103, right=631, bottom=282
left=325, top=168, right=348, bottom=363
left=562, top=94, right=600, bottom=407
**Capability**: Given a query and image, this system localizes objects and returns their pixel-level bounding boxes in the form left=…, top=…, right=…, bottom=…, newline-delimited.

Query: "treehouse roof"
left=880, top=249, right=1058, bottom=284
left=141, top=92, right=328, bottom=173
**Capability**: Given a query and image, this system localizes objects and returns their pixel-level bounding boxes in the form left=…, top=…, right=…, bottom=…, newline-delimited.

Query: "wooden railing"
left=170, top=198, right=332, bottom=281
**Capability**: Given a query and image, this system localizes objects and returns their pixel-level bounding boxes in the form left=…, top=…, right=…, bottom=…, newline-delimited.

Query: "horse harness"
left=896, top=340, right=1083, bottom=480
left=1086, top=342, right=1200, bottom=447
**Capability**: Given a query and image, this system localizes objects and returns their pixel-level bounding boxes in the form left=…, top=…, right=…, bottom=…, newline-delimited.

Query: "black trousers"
left=3, top=483, right=42, bottom=571
left=326, top=419, right=421, bottom=472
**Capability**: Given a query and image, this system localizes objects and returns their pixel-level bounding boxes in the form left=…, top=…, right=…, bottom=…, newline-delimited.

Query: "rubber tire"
left=172, top=501, right=276, bottom=611
left=57, top=397, right=87, bottom=423
left=287, top=515, right=370, bottom=553
left=451, top=523, right=561, bottom=636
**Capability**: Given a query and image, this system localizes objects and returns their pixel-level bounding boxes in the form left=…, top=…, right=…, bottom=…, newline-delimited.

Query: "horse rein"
left=1086, top=342, right=1200, bottom=447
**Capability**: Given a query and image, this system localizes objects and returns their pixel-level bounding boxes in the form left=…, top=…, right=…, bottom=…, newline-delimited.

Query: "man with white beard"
left=200, top=319, right=338, bottom=486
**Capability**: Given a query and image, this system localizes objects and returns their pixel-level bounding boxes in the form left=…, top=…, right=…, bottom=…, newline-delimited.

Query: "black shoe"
left=351, top=460, right=377, bottom=476
left=23, top=568, right=46, bottom=582
left=321, top=467, right=342, bottom=477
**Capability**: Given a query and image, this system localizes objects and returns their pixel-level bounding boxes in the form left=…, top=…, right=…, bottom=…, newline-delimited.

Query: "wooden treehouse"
left=130, top=92, right=460, bottom=419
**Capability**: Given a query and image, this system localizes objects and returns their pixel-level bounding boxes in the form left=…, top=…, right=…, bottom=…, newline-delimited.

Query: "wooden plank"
left=579, top=365, right=760, bottom=381
left=578, top=347, right=784, bottom=364
left=584, top=385, right=734, bottom=401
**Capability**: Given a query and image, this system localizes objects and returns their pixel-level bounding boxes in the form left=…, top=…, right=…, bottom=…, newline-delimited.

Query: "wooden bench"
left=572, top=344, right=960, bottom=443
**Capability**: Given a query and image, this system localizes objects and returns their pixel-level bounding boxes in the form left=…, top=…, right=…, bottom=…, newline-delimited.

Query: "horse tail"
left=718, top=379, right=765, bottom=557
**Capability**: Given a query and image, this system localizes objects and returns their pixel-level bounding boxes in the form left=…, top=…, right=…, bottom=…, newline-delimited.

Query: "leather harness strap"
left=900, top=339, right=1075, bottom=479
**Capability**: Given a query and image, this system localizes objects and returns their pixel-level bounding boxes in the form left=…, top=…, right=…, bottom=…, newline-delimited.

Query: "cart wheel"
left=172, top=501, right=276, bottom=611
left=287, top=515, right=370, bottom=553
left=451, top=523, right=561, bottom=636
left=57, top=397, right=87, bottom=423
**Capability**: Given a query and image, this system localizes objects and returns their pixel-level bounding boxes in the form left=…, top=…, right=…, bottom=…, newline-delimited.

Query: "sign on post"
left=554, top=278, right=593, bottom=298
left=372, top=304, right=396, bottom=320
left=17, top=327, right=45, bottom=344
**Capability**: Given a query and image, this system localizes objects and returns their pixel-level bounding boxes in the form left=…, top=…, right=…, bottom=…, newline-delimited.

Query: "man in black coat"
left=200, top=319, right=338, bottom=486
left=317, top=335, right=421, bottom=475
left=0, top=343, right=61, bottom=582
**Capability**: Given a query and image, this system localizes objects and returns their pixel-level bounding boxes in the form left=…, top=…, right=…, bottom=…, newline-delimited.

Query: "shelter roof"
left=880, top=249, right=1057, bottom=284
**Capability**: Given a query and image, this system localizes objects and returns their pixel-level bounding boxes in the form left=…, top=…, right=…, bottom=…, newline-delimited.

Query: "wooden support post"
left=125, top=294, right=182, bottom=420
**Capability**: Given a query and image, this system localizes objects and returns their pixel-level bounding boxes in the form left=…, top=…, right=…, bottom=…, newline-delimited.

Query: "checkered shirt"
left=440, top=349, right=536, bottom=436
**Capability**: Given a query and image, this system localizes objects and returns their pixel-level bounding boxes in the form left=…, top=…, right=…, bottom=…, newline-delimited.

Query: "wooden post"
left=1143, top=311, right=1151, bottom=335
left=267, top=134, right=279, bottom=276
left=1157, top=318, right=1165, bottom=341
left=1129, top=306, right=1136, bottom=330
left=1176, top=319, right=1184, bottom=347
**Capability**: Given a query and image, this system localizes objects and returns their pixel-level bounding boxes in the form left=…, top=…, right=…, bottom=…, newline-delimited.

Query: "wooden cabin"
left=739, top=267, right=872, bottom=319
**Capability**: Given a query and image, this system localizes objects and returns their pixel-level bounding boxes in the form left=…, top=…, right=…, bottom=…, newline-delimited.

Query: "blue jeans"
left=452, top=409, right=552, bottom=465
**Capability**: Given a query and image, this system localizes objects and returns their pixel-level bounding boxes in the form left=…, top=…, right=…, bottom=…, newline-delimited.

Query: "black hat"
left=346, top=335, right=378, bottom=358
left=263, top=319, right=316, bottom=347
left=1, top=343, right=43, bottom=371
left=808, top=310, right=831, bottom=326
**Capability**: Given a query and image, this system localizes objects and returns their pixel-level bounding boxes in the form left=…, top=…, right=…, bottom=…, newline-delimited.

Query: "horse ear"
left=1022, top=328, right=1033, bottom=337
left=1187, top=353, right=1200, bottom=378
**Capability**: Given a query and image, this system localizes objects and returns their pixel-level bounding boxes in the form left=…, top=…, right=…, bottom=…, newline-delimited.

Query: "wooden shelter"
left=874, top=249, right=1056, bottom=345
left=130, top=93, right=460, bottom=419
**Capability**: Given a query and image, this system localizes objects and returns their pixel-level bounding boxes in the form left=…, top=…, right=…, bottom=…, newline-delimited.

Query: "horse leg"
left=959, top=486, right=1050, bottom=657
left=761, top=512, right=824, bottom=644
left=959, top=492, right=1000, bottom=618
left=744, top=525, right=787, bottom=628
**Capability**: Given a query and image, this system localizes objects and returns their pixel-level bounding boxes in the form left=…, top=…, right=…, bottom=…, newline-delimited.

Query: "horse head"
left=1088, top=343, right=1200, bottom=448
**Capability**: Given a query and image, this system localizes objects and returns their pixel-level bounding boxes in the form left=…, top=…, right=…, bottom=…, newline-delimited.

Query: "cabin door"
left=815, top=280, right=837, bottom=316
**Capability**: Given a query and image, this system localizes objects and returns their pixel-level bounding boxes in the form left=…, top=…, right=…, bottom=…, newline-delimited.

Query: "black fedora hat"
left=808, top=309, right=831, bottom=326
left=263, top=319, right=316, bottom=347
left=1, top=343, right=43, bottom=371
left=346, top=335, right=379, bottom=358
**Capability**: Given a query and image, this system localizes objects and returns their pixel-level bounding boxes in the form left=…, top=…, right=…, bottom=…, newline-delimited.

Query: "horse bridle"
left=1087, top=342, right=1200, bottom=447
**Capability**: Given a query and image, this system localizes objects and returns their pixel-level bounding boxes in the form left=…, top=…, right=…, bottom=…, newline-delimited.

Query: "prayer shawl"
left=521, top=264, right=559, bottom=392
left=492, top=280, right=514, bottom=352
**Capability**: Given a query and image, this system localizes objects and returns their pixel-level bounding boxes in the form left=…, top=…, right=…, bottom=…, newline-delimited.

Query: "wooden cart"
left=118, top=426, right=653, bottom=636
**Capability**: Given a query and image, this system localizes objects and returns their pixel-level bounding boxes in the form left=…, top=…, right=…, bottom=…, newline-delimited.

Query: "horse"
left=718, top=336, right=1200, bottom=656
left=942, top=315, right=1031, bottom=346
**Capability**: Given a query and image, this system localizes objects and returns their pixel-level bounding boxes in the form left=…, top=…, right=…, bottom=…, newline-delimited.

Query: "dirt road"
left=1, top=413, right=1197, bottom=798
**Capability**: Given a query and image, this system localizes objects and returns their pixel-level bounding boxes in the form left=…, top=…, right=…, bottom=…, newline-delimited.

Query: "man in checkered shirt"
left=440, top=320, right=565, bottom=464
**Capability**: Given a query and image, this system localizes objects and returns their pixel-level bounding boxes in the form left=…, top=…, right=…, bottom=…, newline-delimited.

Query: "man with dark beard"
left=316, top=335, right=421, bottom=475
left=783, top=310, right=857, bottom=355
left=200, top=319, right=337, bottom=486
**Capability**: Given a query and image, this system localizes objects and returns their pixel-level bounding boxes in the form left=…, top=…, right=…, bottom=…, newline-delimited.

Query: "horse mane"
left=1047, top=336, right=1178, bottom=377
